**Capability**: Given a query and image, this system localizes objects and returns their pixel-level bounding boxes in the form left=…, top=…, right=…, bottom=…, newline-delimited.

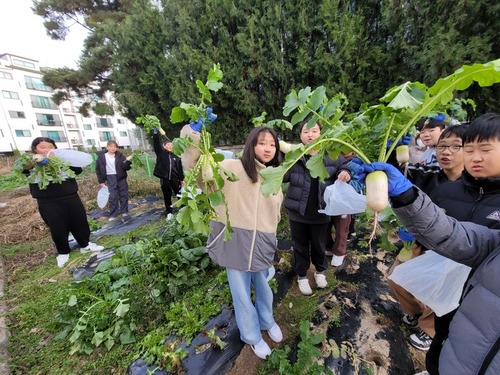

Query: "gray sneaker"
left=409, top=330, right=432, bottom=351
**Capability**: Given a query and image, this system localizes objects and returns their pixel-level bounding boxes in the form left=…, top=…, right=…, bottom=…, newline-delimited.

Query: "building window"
left=9, top=111, right=26, bottom=119
left=15, top=130, right=31, bottom=137
left=41, top=130, right=66, bottom=142
left=84, top=124, right=92, bottom=130
left=13, top=59, right=35, bottom=69
left=96, top=117, right=112, bottom=128
left=117, top=119, right=124, bottom=124
left=36, top=113, right=61, bottom=126
left=0, top=71, right=13, bottom=79
left=31, top=95, right=58, bottom=109
left=2, top=90, right=19, bottom=99
left=87, top=139, right=96, bottom=146
left=99, top=131, right=113, bottom=141
left=25, top=76, right=52, bottom=92
left=119, top=131, right=127, bottom=137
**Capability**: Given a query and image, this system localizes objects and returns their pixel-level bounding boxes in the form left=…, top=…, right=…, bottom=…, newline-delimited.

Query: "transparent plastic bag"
left=319, top=181, right=366, bottom=216
left=388, top=250, right=471, bottom=316
left=48, top=149, right=93, bottom=167
left=97, top=186, right=110, bottom=208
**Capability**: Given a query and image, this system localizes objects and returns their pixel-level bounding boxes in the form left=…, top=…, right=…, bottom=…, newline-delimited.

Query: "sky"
left=0, top=0, right=88, bottom=69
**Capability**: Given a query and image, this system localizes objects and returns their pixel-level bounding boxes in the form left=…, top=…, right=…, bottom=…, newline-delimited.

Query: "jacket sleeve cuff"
left=390, top=187, right=419, bottom=208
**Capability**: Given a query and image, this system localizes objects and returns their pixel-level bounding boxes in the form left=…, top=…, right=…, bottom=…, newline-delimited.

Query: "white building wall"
left=0, top=53, right=146, bottom=154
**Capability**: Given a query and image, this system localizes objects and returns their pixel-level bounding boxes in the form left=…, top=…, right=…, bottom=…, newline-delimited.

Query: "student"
left=415, top=114, right=448, bottom=167
left=95, top=140, right=132, bottom=221
left=423, top=112, right=500, bottom=374
left=282, top=121, right=351, bottom=295
left=356, top=161, right=500, bottom=375
left=387, top=125, right=467, bottom=351
left=152, top=128, right=184, bottom=219
left=23, top=137, right=103, bottom=268
left=180, top=124, right=284, bottom=360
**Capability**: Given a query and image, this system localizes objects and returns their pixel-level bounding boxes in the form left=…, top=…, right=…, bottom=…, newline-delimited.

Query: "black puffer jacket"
left=431, top=170, right=500, bottom=229
left=283, top=154, right=350, bottom=222
left=152, top=133, right=184, bottom=181
left=95, top=150, right=131, bottom=183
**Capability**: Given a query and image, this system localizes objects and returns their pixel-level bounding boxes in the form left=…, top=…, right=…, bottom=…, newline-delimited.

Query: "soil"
left=0, top=183, right=427, bottom=375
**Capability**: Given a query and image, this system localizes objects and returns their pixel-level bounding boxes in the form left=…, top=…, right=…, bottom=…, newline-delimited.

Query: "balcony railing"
left=25, top=82, right=52, bottom=92
left=37, top=120, right=62, bottom=126
left=66, top=123, right=79, bottom=129
left=70, top=138, right=83, bottom=145
left=31, top=101, right=58, bottom=110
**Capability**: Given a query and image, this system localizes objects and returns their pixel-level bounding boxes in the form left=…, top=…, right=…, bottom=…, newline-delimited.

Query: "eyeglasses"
left=436, top=145, right=463, bottom=153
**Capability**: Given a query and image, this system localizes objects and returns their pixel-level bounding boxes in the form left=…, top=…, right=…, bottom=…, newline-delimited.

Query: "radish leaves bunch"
left=13, top=153, right=77, bottom=190
left=171, top=64, right=238, bottom=240
left=136, top=115, right=166, bottom=136
left=261, top=59, right=500, bottom=244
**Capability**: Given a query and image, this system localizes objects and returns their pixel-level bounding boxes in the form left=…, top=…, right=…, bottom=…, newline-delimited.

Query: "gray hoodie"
left=394, top=190, right=500, bottom=375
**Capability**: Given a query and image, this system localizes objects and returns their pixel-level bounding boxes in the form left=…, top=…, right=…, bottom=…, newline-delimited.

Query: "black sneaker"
left=402, top=313, right=420, bottom=328
left=408, top=330, right=432, bottom=351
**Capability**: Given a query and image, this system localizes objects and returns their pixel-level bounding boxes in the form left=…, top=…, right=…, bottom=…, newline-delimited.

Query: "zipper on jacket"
left=247, top=179, right=260, bottom=271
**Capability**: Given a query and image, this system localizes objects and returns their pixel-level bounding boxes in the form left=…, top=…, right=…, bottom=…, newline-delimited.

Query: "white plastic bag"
left=97, top=186, right=110, bottom=208
left=49, top=149, right=93, bottom=167
left=388, top=251, right=471, bottom=317
left=319, top=181, right=367, bottom=215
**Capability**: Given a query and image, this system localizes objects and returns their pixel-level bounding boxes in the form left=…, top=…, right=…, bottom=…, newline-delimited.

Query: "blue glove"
left=153, top=127, right=158, bottom=134
left=189, top=118, right=205, bottom=132
left=37, top=158, right=49, bottom=166
left=355, top=162, right=413, bottom=197
left=398, top=227, right=415, bottom=242
left=387, top=134, right=411, bottom=148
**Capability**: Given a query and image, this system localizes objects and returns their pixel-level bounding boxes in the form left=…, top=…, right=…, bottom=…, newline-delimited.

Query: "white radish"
left=365, top=170, right=389, bottom=249
left=396, top=145, right=410, bottom=164
left=366, top=171, right=389, bottom=212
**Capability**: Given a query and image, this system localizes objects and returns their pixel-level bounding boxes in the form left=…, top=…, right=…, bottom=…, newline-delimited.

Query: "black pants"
left=290, top=220, right=328, bottom=277
left=38, top=194, right=90, bottom=255
left=426, top=310, right=456, bottom=375
left=160, top=178, right=181, bottom=213
left=107, top=175, right=129, bottom=217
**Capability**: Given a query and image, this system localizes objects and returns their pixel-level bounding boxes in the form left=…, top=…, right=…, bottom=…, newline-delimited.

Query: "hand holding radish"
left=356, top=162, right=413, bottom=197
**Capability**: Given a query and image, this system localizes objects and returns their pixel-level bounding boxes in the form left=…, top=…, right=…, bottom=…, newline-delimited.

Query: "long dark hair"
left=31, top=137, right=57, bottom=153
left=241, top=126, right=281, bottom=183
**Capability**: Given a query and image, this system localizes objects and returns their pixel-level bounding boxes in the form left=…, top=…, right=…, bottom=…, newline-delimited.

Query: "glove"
left=153, top=127, right=158, bottom=134
left=32, top=154, right=49, bottom=166
left=397, top=227, right=415, bottom=242
left=356, top=162, right=413, bottom=197
left=387, top=134, right=411, bottom=148
left=189, top=117, right=205, bottom=132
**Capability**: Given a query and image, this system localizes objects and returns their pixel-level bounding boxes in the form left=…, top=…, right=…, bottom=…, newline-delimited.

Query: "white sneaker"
left=267, top=323, right=283, bottom=343
left=166, top=213, right=173, bottom=220
left=331, top=255, right=345, bottom=267
left=80, top=242, right=104, bottom=253
left=56, top=254, right=69, bottom=268
left=250, top=339, right=271, bottom=359
left=298, top=278, right=313, bottom=295
left=314, top=272, right=327, bottom=288
left=108, top=216, right=116, bottom=222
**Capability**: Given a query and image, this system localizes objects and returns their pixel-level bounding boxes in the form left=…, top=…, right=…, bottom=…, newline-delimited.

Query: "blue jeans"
left=226, top=267, right=275, bottom=345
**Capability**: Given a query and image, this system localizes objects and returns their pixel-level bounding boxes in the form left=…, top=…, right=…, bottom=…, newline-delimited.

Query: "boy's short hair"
left=463, top=112, right=500, bottom=144
left=438, top=124, right=468, bottom=142
left=107, top=140, right=118, bottom=147
left=416, top=113, right=448, bottom=132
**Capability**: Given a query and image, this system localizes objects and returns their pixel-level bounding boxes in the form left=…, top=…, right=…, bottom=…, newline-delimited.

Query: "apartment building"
left=0, top=53, right=147, bottom=155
